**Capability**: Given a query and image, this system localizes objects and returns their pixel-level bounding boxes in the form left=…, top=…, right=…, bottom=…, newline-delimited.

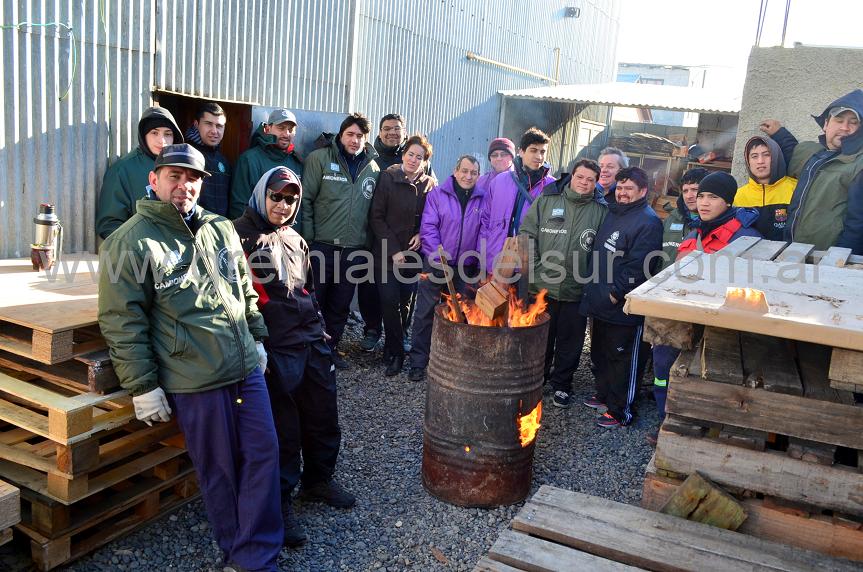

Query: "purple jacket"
left=475, top=165, right=514, bottom=196
left=480, top=164, right=554, bottom=270
left=420, top=175, right=486, bottom=267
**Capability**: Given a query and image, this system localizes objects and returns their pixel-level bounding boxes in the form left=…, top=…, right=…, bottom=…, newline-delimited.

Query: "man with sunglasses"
left=98, top=144, right=284, bottom=571
left=234, top=166, right=355, bottom=549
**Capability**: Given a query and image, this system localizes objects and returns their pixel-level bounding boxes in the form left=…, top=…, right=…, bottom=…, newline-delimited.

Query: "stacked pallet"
left=0, top=256, right=198, bottom=570
left=475, top=485, right=858, bottom=571
left=625, top=237, right=863, bottom=562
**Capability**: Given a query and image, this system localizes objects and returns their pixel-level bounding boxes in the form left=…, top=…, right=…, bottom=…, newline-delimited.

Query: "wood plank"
left=739, top=333, right=803, bottom=396
left=514, top=485, right=857, bottom=572
left=621, top=251, right=705, bottom=301
left=488, top=529, right=644, bottom=571
left=0, top=479, right=20, bottom=530
left=625, top=256, right=863, bottom=352
left=830, top=379, right=863, bottom=393
left=740, top=240, right=788, bottom=261
left=818, top=246, right=853, bottom=268
left=787, top=438, right=836, bottom=466
left=829, top=348, right=863, bottom=386
left=642, top=472, right=863, bottom=562
left=660, top=472, right=746, bottom=530
left=474, top=556, right=524, bottom=572
left=700, top=328, right=743, bottom=385
left=775, top=243, right=815, bottom=264
left=716, top=235, right=762, bottom=258
left=797, top=342, right=855, bottom=405
left=654, top=429, right=863, bottom=517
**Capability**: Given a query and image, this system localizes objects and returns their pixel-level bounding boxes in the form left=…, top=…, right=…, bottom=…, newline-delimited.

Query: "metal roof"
left=499, top=82, right=741, bottom=115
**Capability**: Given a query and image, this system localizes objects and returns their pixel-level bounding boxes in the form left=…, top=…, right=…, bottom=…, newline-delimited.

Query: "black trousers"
left=408, top=264, right=478, bottom=369
left=545, top=298, right=588, bottom=394
left=377, top=267, right=418, bottom=359
left=358, top=280, right=383, bottom=336
left=590, top=318, right=648, bottom=425
left=310, top=242, right=363, bottom=349
left=265, top=340, right=341, bottom=496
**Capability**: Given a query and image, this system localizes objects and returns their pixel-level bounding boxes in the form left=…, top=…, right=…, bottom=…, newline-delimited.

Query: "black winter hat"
left=697, top=171, right=737, bottom=205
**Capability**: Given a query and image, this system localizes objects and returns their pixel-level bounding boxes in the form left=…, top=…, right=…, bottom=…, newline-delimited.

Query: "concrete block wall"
left=731, top=45, right=863, bottom=184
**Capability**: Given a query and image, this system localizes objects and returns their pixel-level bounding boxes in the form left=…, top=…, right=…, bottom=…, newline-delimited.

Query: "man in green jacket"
left=98, top=144, right=284, bottom=571
left=300, top=113, right=380, bottom=369
left=95, top=106, right=183, bottom=239
left=520, top=159, right=607, bottom=408
left=660, top=167, right=706, bottom=269
left=229, top=108, right=304, bottom=218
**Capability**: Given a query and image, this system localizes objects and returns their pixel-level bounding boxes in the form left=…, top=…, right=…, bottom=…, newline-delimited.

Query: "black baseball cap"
left=154, top=144, right=211, bottom=177
left=266, top=167, right=301, bottom=193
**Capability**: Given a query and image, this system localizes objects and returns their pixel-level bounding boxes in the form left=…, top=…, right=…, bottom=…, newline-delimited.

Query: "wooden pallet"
left=15, top=459, right=199, bottom=571
left=0, top=478, right=20, bottom=547
left=476, top=485, right=859, bottom=572
left=0, top=256, right=102, bottom=365
left=0, top=369, right=132, bottom=446
left=642, top=464, right=863, bottom=562
left=0, top=349, right=119, bottom=394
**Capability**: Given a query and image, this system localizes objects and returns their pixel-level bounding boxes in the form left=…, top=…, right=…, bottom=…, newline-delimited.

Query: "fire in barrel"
left=421, top=288, right=549, bottom=507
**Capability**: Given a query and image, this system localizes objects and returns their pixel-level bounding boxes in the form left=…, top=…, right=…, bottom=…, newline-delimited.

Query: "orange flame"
left=443, top=288, right=548, bottom=328
left=518, top=401, right=542, bottom=447
left=723, top=287, right=769, bottom=313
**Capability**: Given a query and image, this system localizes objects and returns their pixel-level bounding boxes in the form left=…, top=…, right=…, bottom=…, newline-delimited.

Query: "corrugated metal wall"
left=0, top=0, right=620, bottom=259
left=352, top=0, right=621, bottom=174
left=0, top=0, right=152, bottom=258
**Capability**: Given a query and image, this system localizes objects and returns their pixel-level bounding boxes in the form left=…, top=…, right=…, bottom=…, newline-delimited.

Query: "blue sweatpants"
left=170, top=367, right=283, bottom=572
left=652, top=344, right=681, bottom=423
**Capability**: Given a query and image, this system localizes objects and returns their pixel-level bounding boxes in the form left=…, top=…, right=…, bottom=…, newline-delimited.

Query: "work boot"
left=331, top=351, right=349, bottom=370
left=360, top=330, right=380, bottom=352
left=385, top=355, right=404, bottom=377
left=408, top=367, right=426, bottom=381
left=300, top=479, right=356, bottom=509
left=283, top=512, right=307, bottom=548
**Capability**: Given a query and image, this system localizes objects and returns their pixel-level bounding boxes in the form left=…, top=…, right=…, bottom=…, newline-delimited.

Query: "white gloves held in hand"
left=256, top=341, right=268, bottom=372
left=132, top=387, right=172, bottom=426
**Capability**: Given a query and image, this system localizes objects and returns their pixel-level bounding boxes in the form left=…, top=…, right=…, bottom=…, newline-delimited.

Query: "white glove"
left=256, top=341, right=268, bottom=372
left=132, top=387, right=172, bottom=426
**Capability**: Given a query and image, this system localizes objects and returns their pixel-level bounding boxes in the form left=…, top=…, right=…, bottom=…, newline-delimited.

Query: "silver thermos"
left=31, top=203, right=63, bottom=271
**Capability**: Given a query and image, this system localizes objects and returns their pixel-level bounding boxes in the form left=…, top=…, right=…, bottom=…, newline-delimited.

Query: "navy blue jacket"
left=580, top=196, right=663, bottom=326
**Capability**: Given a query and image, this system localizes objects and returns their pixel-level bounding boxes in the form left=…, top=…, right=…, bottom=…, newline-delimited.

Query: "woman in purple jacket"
left=407, top=155, right=485, bottom=381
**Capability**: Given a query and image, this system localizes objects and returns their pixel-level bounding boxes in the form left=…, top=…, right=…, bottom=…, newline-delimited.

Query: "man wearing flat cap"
left=230, top=107, right=305, bottom=218
left=98, top=143, right=286, bottom=571
left=761, top=89, right=863, bottom=253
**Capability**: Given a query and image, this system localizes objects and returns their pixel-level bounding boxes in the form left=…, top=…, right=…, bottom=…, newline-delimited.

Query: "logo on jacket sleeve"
left=604, top=230, right=620, bottom=252
left=551, top=208, right=565, bottom=218
left=361, top=176, right=377, bottom=200
left=217, top=247, right=239, bottom=283
left=580, top=228, right=597, bottom=250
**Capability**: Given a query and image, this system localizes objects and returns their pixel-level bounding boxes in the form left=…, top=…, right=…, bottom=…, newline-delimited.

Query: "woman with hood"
left=95, top=106, right=183, bottom=239
left=733, top=135, right=797, bottom=241
left=677, top=171, right=762, bottom=257
left=233, top=166, right=356, bottom=549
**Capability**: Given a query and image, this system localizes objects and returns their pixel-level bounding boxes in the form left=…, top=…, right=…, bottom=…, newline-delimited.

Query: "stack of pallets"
left=0, top=257, right=198, bottom=570
left=625, top=237, right=863, bottom=562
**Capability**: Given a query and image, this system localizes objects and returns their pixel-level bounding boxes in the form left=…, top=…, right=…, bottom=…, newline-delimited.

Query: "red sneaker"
left=583, top=395, right=606, bottom=409
left=596, top=412, right=621, bottom=428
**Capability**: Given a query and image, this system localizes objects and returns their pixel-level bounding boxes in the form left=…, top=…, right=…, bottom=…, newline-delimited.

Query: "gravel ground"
left=2, top=314, right=658, bottom=572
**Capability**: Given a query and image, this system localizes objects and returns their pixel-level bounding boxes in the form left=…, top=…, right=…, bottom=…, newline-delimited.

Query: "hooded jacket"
left=733, top=135, right=797, bottom=241
left=229, top=123, right=304, bottom=219
left=677, top=207, right=762, bottom=257
left=299, top=137, right=380, bottom=249
left=98, top=199, right=267, bottom=397
left=186, top=124, right=232, bottom=217
left=480, top=157, right=555, bottom=271
left=579, top=196, right=663, bottom=326
left=476, top=165, right=514, bottom=196
left=369, top=164, right=435, bottom=268
left=519, top=173, right=608, bottom=302
left=95, top=107, right=183, bottom=239
left=233, top=167, right=326, bottom=349
left=420, top=175, right=486, bottom=267
left=373, top=136, right=436, bottom=179
left=773, top=89, right=863, bottom=253
left=660, top=196, right=697, bottom=270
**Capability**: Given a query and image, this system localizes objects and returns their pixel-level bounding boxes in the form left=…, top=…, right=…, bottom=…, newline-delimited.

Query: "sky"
left=615, top=0, right=863, bottom=90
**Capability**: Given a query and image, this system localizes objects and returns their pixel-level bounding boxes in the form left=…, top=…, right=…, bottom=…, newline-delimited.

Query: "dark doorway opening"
left=153, top=91, right=254, bottom=167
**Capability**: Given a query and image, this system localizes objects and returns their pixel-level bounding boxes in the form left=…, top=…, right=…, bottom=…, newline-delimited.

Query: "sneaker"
left=552, top=391, right=571, bottom=408
left=359, top=330, right=380, bottom=352
left=283, top=512, right=307, bottom=548
left=408, top=367, right=426, bottom=381
left=385, top=355, right=404, bottom=377
left=300, top=479, right=356, bottom=509
left=331, top=351, right=349, bottom=370
left=596, top=412, right=621, bottom=428
left=583, top=395, right=606, bottom=409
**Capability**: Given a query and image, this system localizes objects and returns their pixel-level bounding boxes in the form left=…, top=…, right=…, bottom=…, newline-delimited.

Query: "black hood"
left=373, top=136, right=405, bottom=159
left=744, top=135, right=786, bottom=184
left=813, top=89, right=863, bottom=156
left=137, top=106, right=183, bottom=159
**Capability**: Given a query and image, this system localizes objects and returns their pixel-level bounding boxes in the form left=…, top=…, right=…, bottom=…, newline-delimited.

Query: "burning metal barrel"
left=422, top=303, right=549, bottom=507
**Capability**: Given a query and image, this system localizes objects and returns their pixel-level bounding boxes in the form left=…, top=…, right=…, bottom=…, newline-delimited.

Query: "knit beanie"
left=488, top=137, right=516, bottom=159
left=697, top=171, right=737, bottom=205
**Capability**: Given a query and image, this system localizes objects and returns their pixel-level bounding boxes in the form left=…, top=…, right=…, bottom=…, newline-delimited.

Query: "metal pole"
left=466, top=51, right=559, bottom=84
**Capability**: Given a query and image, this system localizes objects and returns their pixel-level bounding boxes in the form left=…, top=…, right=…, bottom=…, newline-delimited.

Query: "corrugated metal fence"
left=0, top=0, right=619, bottom=258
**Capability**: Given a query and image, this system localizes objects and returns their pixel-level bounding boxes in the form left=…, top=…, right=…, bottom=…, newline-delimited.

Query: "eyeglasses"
left=267, top=190, right=298, bottom=205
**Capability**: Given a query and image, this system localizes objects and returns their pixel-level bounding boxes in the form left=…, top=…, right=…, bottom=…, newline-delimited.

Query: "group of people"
left=93, top=88, right=863, bottom=572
